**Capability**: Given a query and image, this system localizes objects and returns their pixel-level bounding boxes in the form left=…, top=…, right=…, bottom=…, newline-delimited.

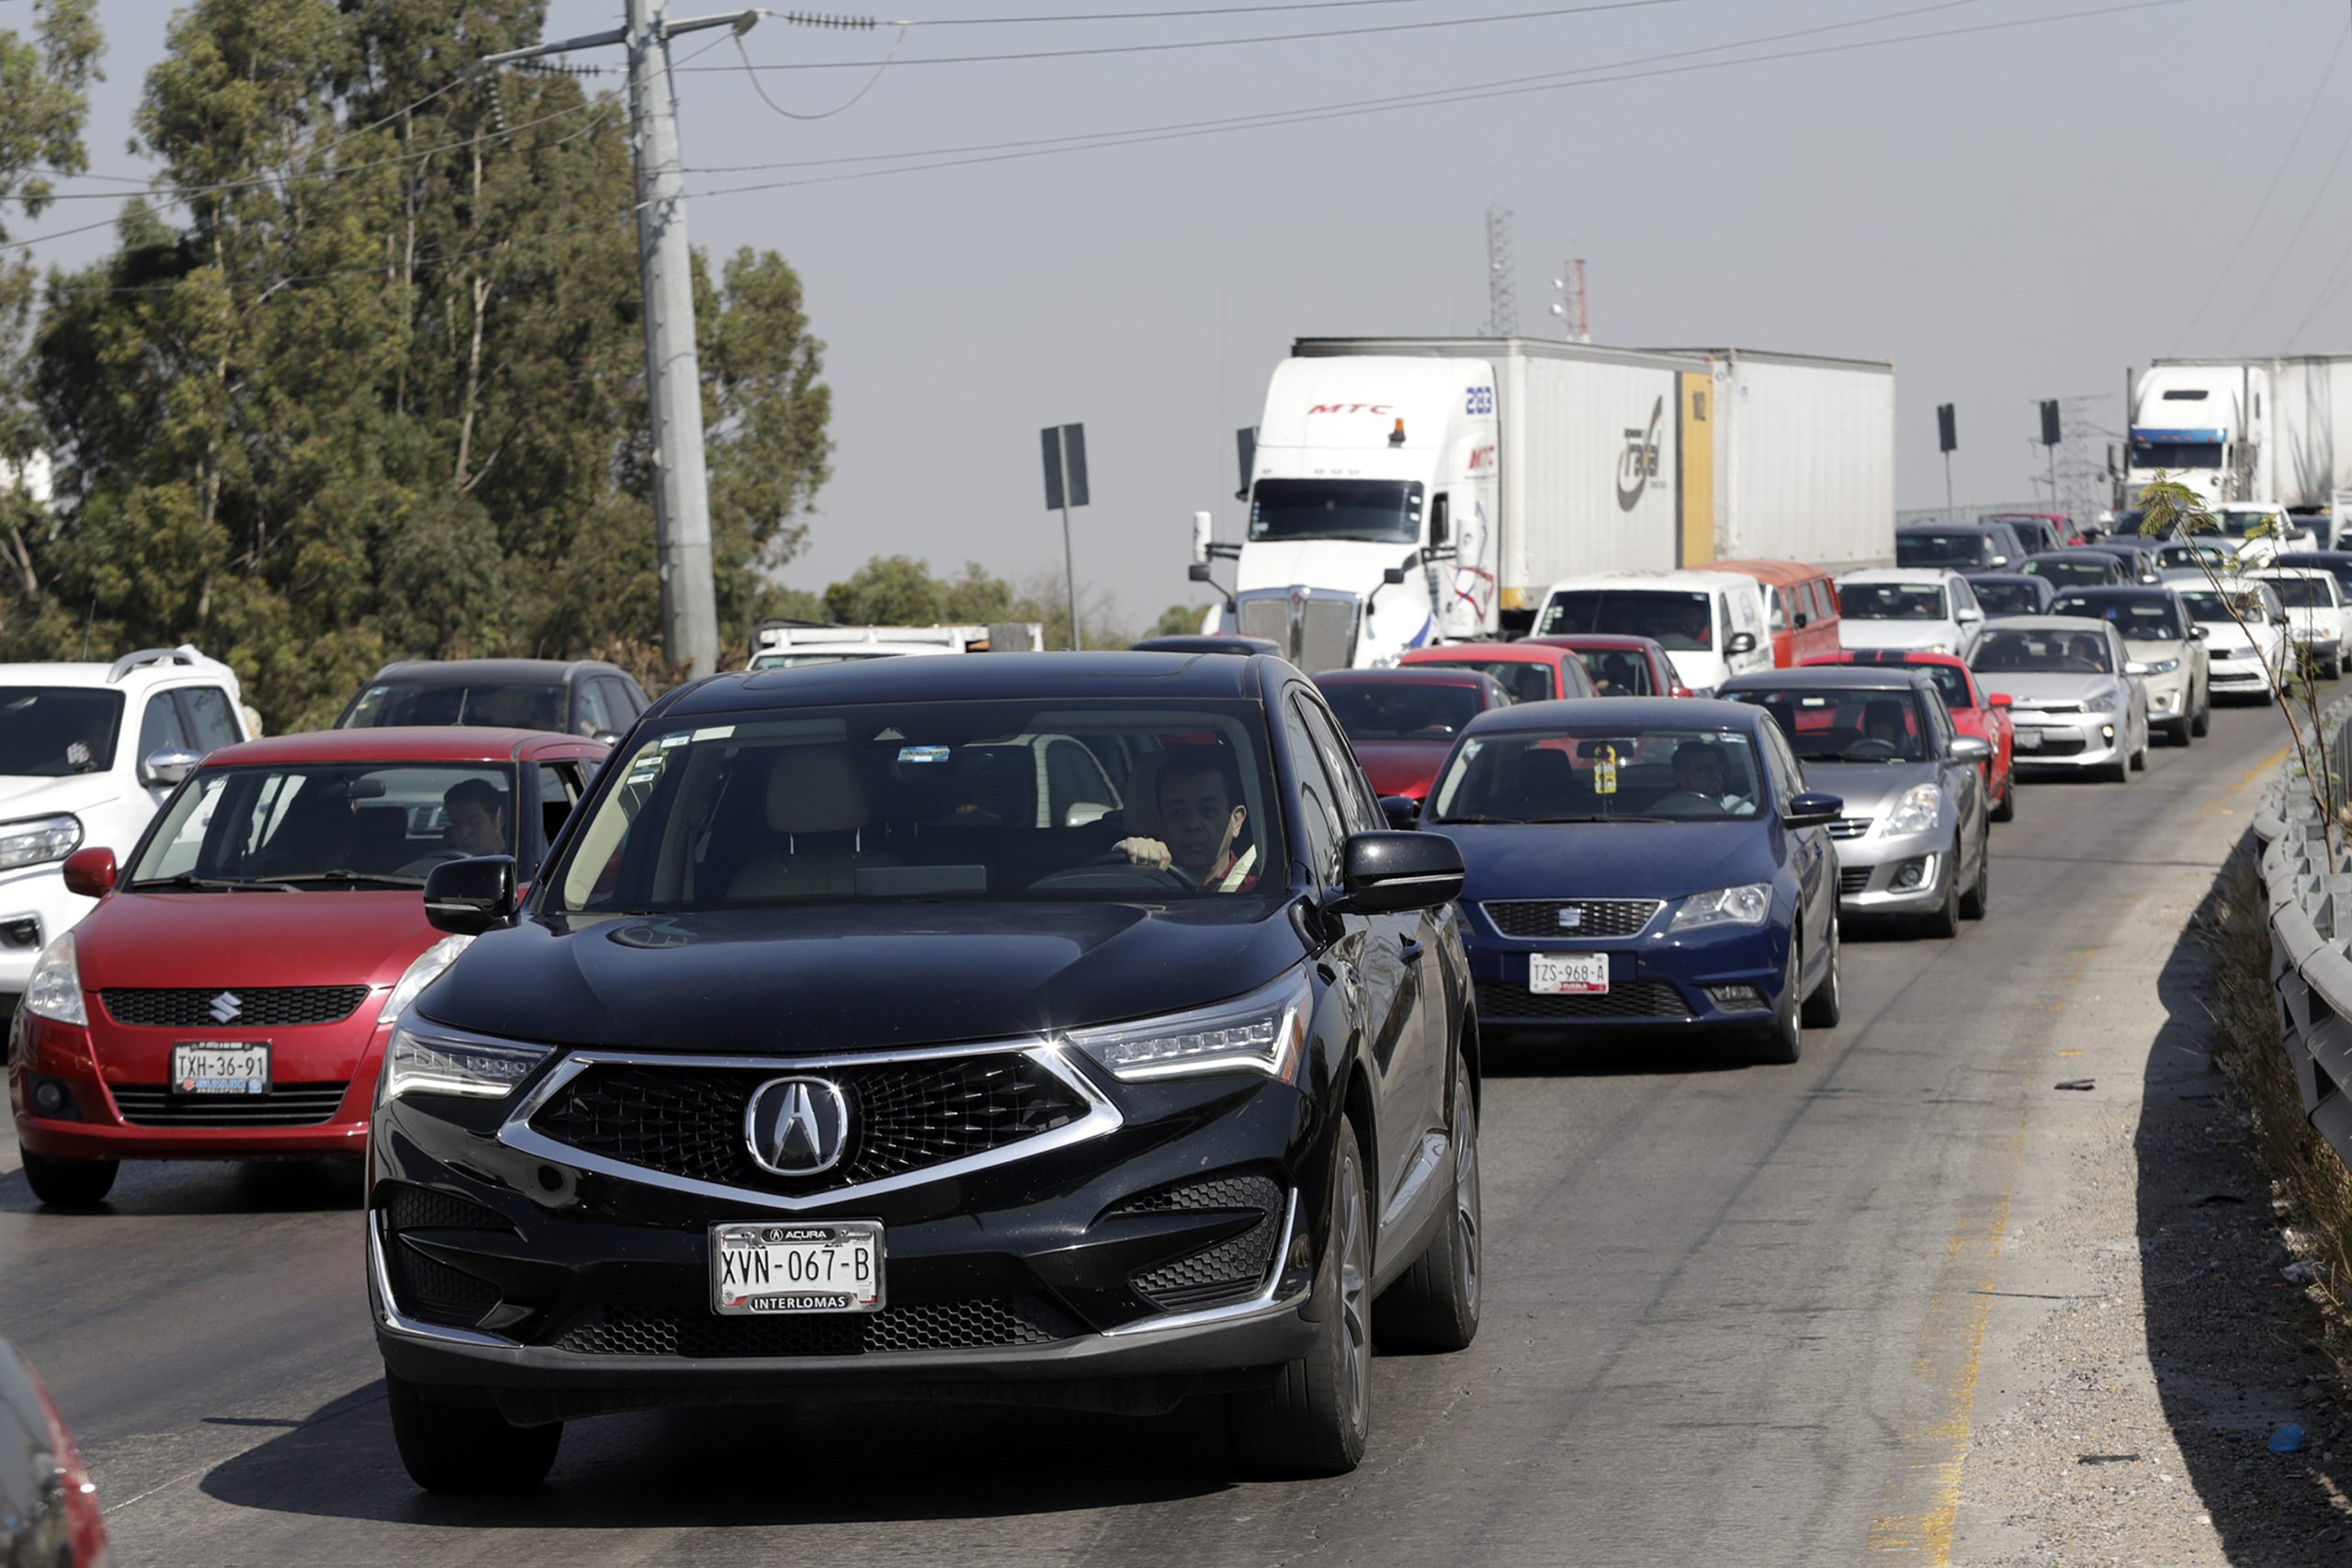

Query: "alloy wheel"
left=1338, top=1153, right=1372, bottom=1438
left=1453, top=1077, right=1482, bottom=1319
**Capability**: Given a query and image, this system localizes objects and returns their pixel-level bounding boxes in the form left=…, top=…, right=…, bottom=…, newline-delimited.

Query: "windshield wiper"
left=267, top=869, right=428, bottom=888
left=126, top=873, right=300, bottom=893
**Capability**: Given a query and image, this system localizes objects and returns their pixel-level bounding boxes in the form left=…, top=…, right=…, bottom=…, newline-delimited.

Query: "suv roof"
left=0, top=646, right=239, bottom=693
left=658, top=651, right=1272, bottom=722
left=363, top=658, right=625, bottom=685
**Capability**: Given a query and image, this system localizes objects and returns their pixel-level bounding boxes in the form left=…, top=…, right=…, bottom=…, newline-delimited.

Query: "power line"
left=2226, top=93, right=2352, bottom=344
left=2173, top=15, right=2351, bottom=346
left=681, top=0, right=2188, bottom=199
left=699, top=0, right=1700, bottom=69
left=686, top=0, right=1996, bottom=177
left=732, top=24, right=908, bottom=118
left=908, top=0, right=1462, bottom=22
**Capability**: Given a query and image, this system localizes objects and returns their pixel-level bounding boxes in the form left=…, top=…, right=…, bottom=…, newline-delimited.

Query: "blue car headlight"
left=1668, top=883, right=1772, bottom=932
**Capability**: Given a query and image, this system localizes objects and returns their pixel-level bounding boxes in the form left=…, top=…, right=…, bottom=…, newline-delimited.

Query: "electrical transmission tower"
left=1481, top=205, right=1518, bottom=337
left=1550, top=258, right=1588, bottom=343
left=2027, top=395, right=2122, bottom=523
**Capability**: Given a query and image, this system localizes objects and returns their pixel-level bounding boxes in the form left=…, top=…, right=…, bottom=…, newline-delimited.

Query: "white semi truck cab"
left=2125, top=363, right=2270, bottom=507
left=1225, top=358, right=1502, bottom=670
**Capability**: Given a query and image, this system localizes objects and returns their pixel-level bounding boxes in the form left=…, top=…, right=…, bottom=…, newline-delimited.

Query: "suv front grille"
left=1482, top=899, right=1663, bottom=939
left=99, top=986, right=371, bottom=1029
left=1476, top=979, right=1691, bottom=1021
left=547, top=1299, right=1069, bottom=1358
left=110, top=1082, right=348, bottom=1127
left=528, top=1054, right=1090, bottom=1198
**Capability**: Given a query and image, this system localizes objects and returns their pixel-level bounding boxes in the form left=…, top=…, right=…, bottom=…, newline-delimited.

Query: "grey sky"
left=20, top=0, right=2340, bottom=625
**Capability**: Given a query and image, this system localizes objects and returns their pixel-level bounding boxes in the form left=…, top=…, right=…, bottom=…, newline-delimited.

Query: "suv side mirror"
left=141, top=747, right=202, bottom=788
left=1329, top=830, right=1463, bottom=914
left=1782, top=791, right=1842, bottom=828
left=1725, top=631, right=1758, bottom=656
left=2188, top=624, right=2207, bottom=639
left=62, top=846, right=116, bottom=900
left=424, top=855, right=519, bottom=935
left=1378, top=795, right=1423, bottom=829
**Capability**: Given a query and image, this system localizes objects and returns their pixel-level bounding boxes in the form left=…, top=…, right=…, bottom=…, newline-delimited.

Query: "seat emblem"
left=1557, top=908, right=1584, bottom=929
left=209, top=991, right=243, bottom=1023
left=744, top=1077, right=853, bottom=1177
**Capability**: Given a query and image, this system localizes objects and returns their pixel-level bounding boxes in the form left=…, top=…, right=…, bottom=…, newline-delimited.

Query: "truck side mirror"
left=1189, top=562, right=1214, bottom=582
left=1383, top=566, right=1408, bottom=585
left=1430, top=493, right=1452, bottom=552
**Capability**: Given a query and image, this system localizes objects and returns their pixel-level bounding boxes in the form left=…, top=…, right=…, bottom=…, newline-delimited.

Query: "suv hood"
left=73, top=890, right=437, bottom=990
left=418, top=900, right=1304, bottom=1053
left=0, top=776, right=116, bottom=822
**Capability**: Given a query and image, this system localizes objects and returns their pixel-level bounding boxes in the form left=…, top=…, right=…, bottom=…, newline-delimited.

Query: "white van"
left=2247, top=566, right=2350, bottom=679
left=1532, top=570, right=1773, bottom=697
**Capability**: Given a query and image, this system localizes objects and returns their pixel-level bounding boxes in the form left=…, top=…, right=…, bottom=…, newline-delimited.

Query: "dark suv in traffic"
left=368, top=652, right=1479, bottom=1487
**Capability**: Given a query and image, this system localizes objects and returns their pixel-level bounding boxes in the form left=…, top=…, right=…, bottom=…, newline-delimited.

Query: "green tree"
left=1149, top=603, right=1205, bottom=637
left=5, top=0, right=831, bottom=727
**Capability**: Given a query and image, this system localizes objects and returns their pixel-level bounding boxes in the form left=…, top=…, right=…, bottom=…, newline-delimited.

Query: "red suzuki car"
left=1311, top=666, right=1513, bottom=806
left=1521, top=634, right=1690, bottom=698
left=6, top=727, right=604, bottom=1206
left=1802, top=649, right=2018, bottom=822
left=1398, top=640, right=1599, bottom=703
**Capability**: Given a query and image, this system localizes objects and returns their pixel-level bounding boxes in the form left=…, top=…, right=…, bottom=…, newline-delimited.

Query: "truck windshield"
left=1249, top=479, right=1422, bottom=546
left=2130, top=440, right=2222, bottom=469
left=0, top=688, right=124, bottom=777
left=1536, top=591, right=1713, bottom=650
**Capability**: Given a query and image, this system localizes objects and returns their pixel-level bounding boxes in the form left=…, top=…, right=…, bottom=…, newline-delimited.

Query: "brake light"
left=31, top=1369, right=109, bottom=1567
left=1670, top=684, right=1694, bottom=699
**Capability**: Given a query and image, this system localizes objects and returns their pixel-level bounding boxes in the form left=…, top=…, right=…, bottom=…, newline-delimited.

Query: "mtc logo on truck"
left=1306, top=403, right=1395, bottom=416
left=1617, top=396, right=1665, bottom=512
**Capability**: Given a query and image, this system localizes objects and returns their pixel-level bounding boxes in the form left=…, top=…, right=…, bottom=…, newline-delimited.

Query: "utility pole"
left=1549, top=257, right=1589, bottom=343
left=1480, top=205, right=1518, bottom=337
left=481, top=4, right=760, bottom=679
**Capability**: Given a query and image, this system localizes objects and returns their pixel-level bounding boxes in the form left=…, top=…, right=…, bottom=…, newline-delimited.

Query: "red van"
left=1711, top=559, right=1842, bottom=667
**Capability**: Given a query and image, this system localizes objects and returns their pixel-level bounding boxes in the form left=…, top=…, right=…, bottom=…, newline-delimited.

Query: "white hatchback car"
left=2246, top=567, right=2351, bottom=680
left=0, top=648, right=250, bottom=1006
left=1835, top=569, right=1988, bottom=660
left=2164, top=571, right=2290, bottom=703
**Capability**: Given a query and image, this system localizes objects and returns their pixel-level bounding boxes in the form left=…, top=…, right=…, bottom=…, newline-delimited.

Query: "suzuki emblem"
left=743, top=1076, right=853, bottom=1177
left=209, top=991, right=243, bottom=1023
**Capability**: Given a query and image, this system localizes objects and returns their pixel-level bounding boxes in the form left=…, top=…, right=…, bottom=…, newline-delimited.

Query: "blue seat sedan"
left=1418, top=698, right=1844, bottom=1063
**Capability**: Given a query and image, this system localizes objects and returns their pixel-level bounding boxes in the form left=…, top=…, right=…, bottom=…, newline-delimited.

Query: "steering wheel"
left=1032, top=853, right=1198, bottom=893
left=1407, top=724, right=1457, bottom=739
left=1845, top=738, right=1901, bottom=761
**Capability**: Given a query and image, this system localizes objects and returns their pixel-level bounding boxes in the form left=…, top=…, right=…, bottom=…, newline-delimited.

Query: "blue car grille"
left=1482, top=899, right=1663, bottom=939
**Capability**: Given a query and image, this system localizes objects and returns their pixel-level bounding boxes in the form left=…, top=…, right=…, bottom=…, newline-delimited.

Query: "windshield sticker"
left=691, top=725, right=736, bottom=742
left=898, top=745, right=951, bottom=764
left=659, top=733, right=692, bottom=749
left=1595, top=745, right=1619, bottom=795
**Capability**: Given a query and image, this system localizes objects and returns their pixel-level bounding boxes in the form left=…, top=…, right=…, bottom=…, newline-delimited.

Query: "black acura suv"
left=368, top=652, right=1481, bottom=1488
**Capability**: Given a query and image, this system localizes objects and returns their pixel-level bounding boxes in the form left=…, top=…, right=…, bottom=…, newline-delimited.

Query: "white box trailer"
left=1215, top=337, right=1893, bottom=668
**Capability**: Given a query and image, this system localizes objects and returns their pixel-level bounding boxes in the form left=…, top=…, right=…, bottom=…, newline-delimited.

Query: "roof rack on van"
left=107, top=646, right=208, bottom=683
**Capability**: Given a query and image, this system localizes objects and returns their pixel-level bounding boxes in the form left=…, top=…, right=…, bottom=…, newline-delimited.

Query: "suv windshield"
left=1248, top=479, right=1422, bottom=546
left=1841, top=584, right=1949, bottom=621
left=1724, top=688, right=1929, bottom=763
left=1430, top=725, right=1765, bottom=822
left=126, top=762, right=519, bottom=889
left=1403, top=659, right=1555, bottom=704
left=1971, top=580, right=2043, bottom=616
left=343, top=682, right=565, bottom=731
left=1537, top=590, right=1714, bottom=649
left=2212, top=509, right=2287, bottom=541
left=2022, top=556, right=2116, bottom=589
left=2047, top=594, right=2185, bottom=639
left=1896, top=533, right=1987, bottom=569
left=0, top=688, right=124, bottom=777
left=1319, top=682, right=1487, bottom=740
left=551, top=701, right=1283, bottom=912
left=2177, top=588, right=2274, bottom=624
left=1972, top=627, right=2113, bottom=674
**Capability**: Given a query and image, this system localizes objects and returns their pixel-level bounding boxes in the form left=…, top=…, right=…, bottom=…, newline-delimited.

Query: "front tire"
left=386, top=1374, right=562, bottom=1493
left=1228, top=1115, right=1374, bottom=1477
left=1990, top=772, right=2016, bottom=823
left=2165, top=713, right=2193, bottom=746
left=21, top=1151, right=118, bottom=1207
left=1958, top=830, right=1990, bottom=920
left=1919, top=843, right=1962, bottom=939
left=1373, top=1055, right=1481, bottom=1355
left=2191, top=688, right=2211, bottom=736
left=1752, top=942, right=1804, bottom=1064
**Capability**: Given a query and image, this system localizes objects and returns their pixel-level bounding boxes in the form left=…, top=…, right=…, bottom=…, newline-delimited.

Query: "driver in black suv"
left=1114, top=750, right=1258, bottom=890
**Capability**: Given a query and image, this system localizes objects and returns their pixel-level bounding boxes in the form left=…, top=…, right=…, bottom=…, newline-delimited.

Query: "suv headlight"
left=0, top=814, right=82, bottom=873
left=382, top=1023, right=549, bottom=1102
left=22, top=933, right=85, bottom=1025
left=1668, top=883, right=1772, bottom=931
left=2085, top=691, right=2120, bottom=714
left=377, top=934, right=475, bottom=1029
left=1066, top=967, right=1310, bottom=1083
left=1883, top=784, right=1943, bottom=836
left=2143, top=656, right=2181, bottom=674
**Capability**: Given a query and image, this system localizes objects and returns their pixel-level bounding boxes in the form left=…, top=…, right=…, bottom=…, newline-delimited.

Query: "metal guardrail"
left=2253, top=694, right=2352, bottom=1168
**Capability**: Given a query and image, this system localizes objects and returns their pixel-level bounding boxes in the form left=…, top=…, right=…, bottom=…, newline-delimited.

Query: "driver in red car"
left=1115, top=751, right=1258, bottom=890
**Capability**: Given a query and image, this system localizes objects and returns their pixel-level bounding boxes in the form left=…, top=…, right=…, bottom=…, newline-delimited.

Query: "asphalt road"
left=0, top=689, right=2301, bottom=1567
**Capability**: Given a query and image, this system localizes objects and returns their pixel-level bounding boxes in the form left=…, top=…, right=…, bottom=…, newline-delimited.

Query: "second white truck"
left=1204, top=337, right=1894, bottom=669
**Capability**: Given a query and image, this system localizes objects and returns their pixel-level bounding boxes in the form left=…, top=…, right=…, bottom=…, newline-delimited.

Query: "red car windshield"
left=1406, top=659, right=1556, bottom=704
left=1318, top=682, right=1486, bottom=741
left=126, top=762, right=519, bottom=889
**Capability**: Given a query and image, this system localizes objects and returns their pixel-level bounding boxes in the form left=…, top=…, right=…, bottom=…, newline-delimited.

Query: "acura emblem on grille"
left=743, top=1077, right=852, bottom=1177
left=209, top=991, right=242, bottom=1023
